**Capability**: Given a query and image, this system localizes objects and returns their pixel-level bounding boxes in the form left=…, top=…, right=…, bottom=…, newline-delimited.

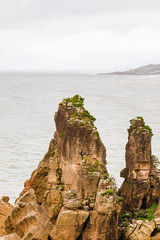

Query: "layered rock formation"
left=5, top=188, right=52, bottom=239
left=1, top=95, right=121, bottom=240
left=118, top=117, right=160, bottom=210
left=123, top=218, right=159, bottom=240
left=0, top=197, right=12, bottom=237
left=0, top=233, right=21, bottom=240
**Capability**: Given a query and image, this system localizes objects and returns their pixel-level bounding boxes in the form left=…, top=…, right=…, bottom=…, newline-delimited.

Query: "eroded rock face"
left=118, top=117, right=160, bottom=210
left=81, top=178, right=122, bottom=240
left=3, top=95, right=121, bottom=240
left=124, top=219, right=155, bottom=240
left=0, top=233, right=21, bottom=240
left=123, top=218, right=160, bottom=240
left=19, top=96, right=107, bottom=217
left=50, top=209, right=89, bottom=240
left=5, top=188, right=53, bottom=240
left=0, top=197, right=12, bottom=237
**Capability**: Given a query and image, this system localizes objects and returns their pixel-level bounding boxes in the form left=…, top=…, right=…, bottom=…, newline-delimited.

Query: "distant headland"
left=99, top=64, right=160, bottom=75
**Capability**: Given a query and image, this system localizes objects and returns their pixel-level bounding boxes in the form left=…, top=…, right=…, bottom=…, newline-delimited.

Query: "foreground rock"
left=0, top=233, right=21, bottom=240
left=118, top=117, right=160, bottom=210
left=122, top=217, right=160, bottom=240
left=0, top=197, right=12, bottom=237
left=3, top=95, right=121, bottom=240
left=5, top=188, right=52, bottom=239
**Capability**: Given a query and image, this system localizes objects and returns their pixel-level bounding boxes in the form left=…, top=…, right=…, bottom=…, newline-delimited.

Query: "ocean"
left=1, top=72, right=160, bottom=204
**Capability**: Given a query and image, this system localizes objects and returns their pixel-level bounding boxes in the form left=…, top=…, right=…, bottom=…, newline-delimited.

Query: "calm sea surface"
left=1, top=72, right=160, bottom=203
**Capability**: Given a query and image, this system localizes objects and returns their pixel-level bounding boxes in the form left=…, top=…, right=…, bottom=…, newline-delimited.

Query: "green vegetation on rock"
left=63, top=94, right=84, bottom=108
left=61, top=95, right=96, bottom=128
left=50, top=150, right=55, bottom=157
left=152, top=155, right=160, bottom=168
left=128, top=116, right=153, bottom=137
left=119, top=203, right=158, bottom=227
left=118, top=197, right=124, bottom=202
left=57, top=168, right=62, bottom=182
left=84, top=157, right=107, bottom=175
left=143, top=125, right=153, bottom=137
left=60, top=185, right=64, bottom=191
left=136, top=116, right=144, bottom=121
left=136, top=203, right=158, bottom=221
left=101, top=189, right=114, bottom=196
left=81, top=110, right=96, bottom=121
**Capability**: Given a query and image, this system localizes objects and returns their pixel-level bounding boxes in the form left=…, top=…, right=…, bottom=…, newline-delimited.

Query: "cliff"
left=0, top=95, right=122, bottom=240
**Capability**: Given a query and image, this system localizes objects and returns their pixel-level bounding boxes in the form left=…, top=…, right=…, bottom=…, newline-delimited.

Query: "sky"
left=1, top=0, right=160, bottom=73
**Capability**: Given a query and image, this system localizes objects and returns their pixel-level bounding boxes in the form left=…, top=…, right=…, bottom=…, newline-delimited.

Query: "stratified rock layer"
left=0, top=233, right=21, bottom=240
left=123, top=218, right=160, bottom=240
left=4, top=95, right=121, bottom=240
left=0, top=197, right=12, bottom=237
left=5, top=189, right=53, bottom=240
left=118, top=117, right=160, bottom=210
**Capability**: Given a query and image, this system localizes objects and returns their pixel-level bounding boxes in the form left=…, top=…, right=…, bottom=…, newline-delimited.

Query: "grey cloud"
left=0, top=0, right=160, bottom=71
left=1, top=0, right=160, bottom=28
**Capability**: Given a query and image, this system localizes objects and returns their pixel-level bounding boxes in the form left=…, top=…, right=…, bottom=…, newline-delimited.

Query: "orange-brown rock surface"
left=122, top=217, right=160, bottom=240
left=118, top=117, right=160, bottom=210
left=0, top=233, right=21, bottom=240
left=2, top=95, right=121, bottom=240
left=5, top=188, right=53, bottom=239
left=0, top=197, right=12, bottom=237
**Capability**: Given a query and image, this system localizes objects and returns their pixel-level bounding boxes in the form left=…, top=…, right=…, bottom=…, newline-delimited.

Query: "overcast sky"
left=1, top=0, right=160, bottom=72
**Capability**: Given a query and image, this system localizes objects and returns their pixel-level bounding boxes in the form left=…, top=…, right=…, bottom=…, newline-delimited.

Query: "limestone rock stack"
left=1, top=95, right=121, bottom=240
left=118, top=117, right=160, bottom=210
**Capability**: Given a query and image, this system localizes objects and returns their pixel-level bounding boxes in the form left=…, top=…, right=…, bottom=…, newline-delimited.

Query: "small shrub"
left=88, top=171, right=93, bottom=175
left=60, top=132, right=64, bottom=136
left=119, top=210, right=133, bottom=223
left=122, top=222, right=129, bottom=227
left=96, top=131, right=100, bottom=139
left=73, top=111, right=78, bottom=117
left=57, top=168, right=62, bottom=182
left=118, top=197, right=124, bottom=202
left=101, top=189, right=114, bottom=197
left=108, top=176, right=116, bottom=184
left=136, top=203, right=158, bottom=221
left=57, top=168, right=62, bottom=176
left=103, top=173, right=109, bottom=180
left=112, top=186, right=118, bottom=193
left=64, top=95, right=84, bottom=108
left=82, top=110, right=96, bottom=122
left=136, top=116, right=144, bottom=121
left=80, top=122, right=84, bottom=126
left=50, top=150, right=55, bottom=157
left=143, top=125, right=153, bottom=137
left=60, top=185, right=64, bottom=191
left=120, top=169, right=124, bottom=177
left=152, top=155, right=160, bottom=168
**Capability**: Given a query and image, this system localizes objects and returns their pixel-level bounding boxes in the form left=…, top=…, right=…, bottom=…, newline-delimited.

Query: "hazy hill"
left=102, top=64, right=160, bottom=75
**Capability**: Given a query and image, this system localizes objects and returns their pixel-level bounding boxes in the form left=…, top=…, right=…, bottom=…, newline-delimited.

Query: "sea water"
left=1, top=72, right=160, bottom=203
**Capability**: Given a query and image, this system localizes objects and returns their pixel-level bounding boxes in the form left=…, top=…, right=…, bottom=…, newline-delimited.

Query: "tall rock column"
left=4, top=95, right=122, bottom=240
left=118, top=117, right=159, bottom=210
